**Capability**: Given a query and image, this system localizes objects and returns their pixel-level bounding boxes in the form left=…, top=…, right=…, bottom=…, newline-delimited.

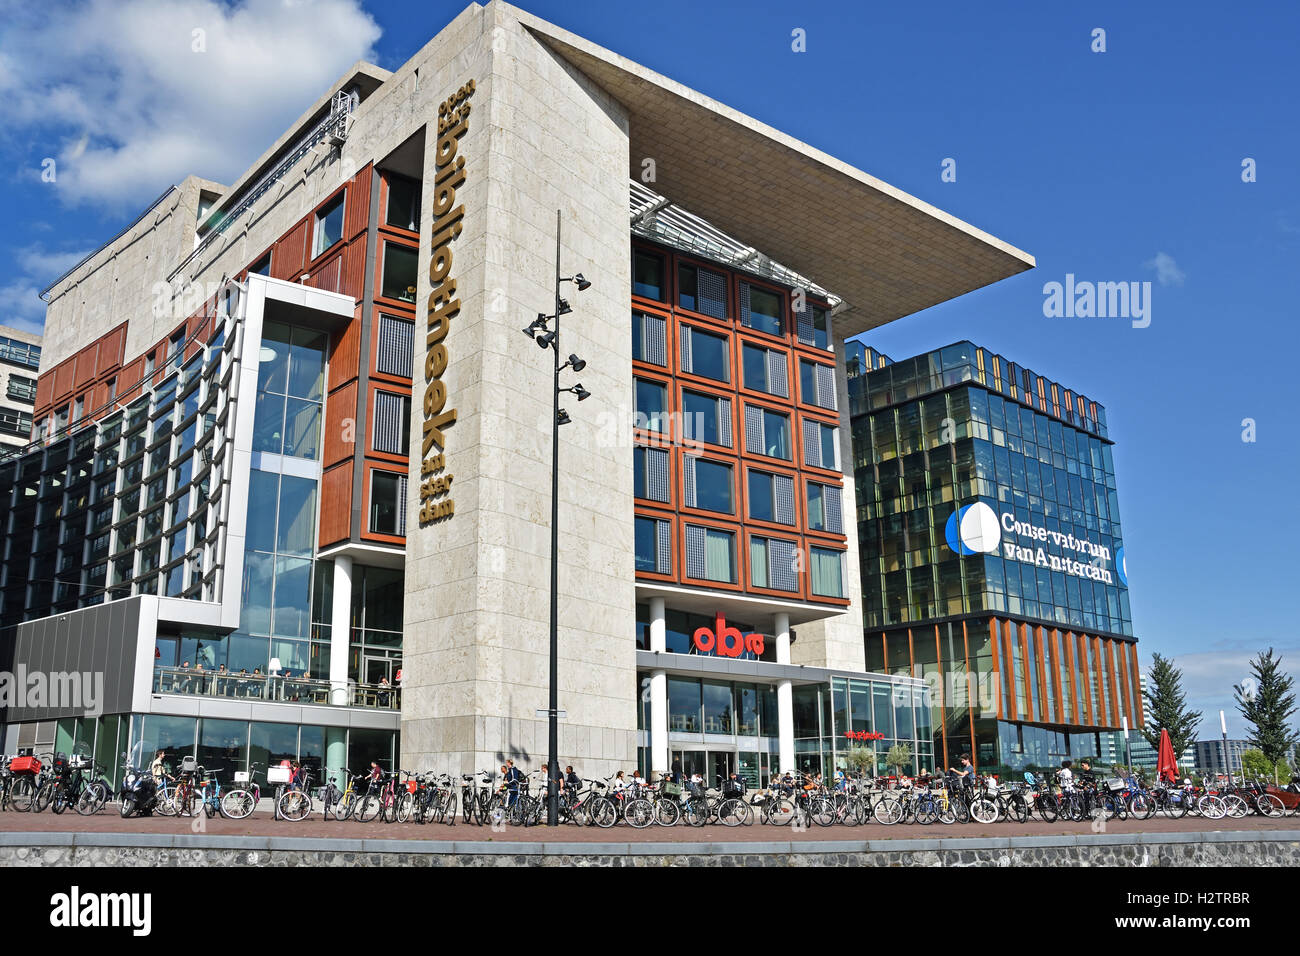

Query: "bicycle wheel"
left=874, top=796, right=903, bottom=825
left=938, top=800, right=957, bottom=825
left=278, top=789, right=311, bottom=821
left=34, top=780, right=55, bottom=812
left=1222, top=794, right=1249, bottom=819
left=394, top=791, right=413, bottom=823
left=221, top=789, right=256, bottom=820
left=174, top=790, right=200, bottom=817
left=810, top=797, right=835, bottom=828
left=654, top=798, right=680, bottom=827
left=355, top=793, right=380, bottom=823
left=155, top=788, right=177, bottom=816
left=76, top=786, right=100, bottom=816
left=443, top=792, right=458, bottom=825
left=626, top=798, right=656, bottom=829
left=682, top=800, right=708, bottom=828
left=765, top=797, right=796, bottom=826
left=915, top=801, right=938, bottom=825
left=716, top=798, right=744, bottom=827
left=9, top=777, right=34, bottom=812
left=1037, top=795, right=1058, bottom=823
left=970, top=798, right=998, bottom=824
left=1127, top=791, right=1153, bottom=820
left=1198, top=795, right=1226, bottom=820
left=51, top=789, right=68, bottom=814
left=589, top=796, right=617, bottom=828
left=1255, top=793, right=1285, bottom=817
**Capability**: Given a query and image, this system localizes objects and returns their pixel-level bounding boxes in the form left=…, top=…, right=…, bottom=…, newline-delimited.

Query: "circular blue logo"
left=1115, top=546, right=1128, bottom=586
left=944, top=502, right=1001, bottom=556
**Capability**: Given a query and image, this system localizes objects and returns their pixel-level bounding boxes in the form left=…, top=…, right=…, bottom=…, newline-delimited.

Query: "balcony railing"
left=152, top=666, right=400, bottom=710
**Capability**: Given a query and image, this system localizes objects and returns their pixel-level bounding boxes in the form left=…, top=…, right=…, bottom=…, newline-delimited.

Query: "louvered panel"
left=685, top=524, right=707, bottom=578
left=718, top=397, right=732, bottom=448
left=696, top=268, right=727, bottom=318
left=771, top=539, right=799, bottom=592
left=272, top=220, right=308, bottom=280
left=796, top=306, right=815, bottom=344
left=774, top=474, right=795, bottom=525
left=643, top=314, right=666, bottom=366
left=397, top=475, right=408, bottom=537
left=803, top=419, right=822, bottom=468
left=647, top=447, right=669, bottom=503
left=816, top=364, right=837, bottom=410
left=372, top=391, right=406, bottom=455
left=824, top=483, right=843, bottom=534
left=767, top=350, right=788, bottom=397
left=744, top=405, right=763, bottom=456
left=655, top=520, right=672, bottom=574
left=679, top=325, right=693, bottom=374
left=683, top=454, right=697, bottom=508
left=345, top=165, right=372, bottom=241
left=376, top=315, right=415, bottom=378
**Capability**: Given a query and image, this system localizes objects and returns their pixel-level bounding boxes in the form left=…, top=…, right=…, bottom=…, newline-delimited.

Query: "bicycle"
left=196, top=766, right=228, bottom=818
left=277, top=768, right=315, bottom=821
left=220, top=763, right=264, bottom=820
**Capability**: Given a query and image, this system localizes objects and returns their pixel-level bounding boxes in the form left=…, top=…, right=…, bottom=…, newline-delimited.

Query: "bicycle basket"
left=69, top=754, right=91, bottom=770
left=233, top=771, right=250, bottom=784
left=8, top=756, right=40, bottom=774
left=663, top=781, right=683, bottom=797
left=266, top=766, right=292, bottom=784
left=1105, top=778, right=1125, bottom=792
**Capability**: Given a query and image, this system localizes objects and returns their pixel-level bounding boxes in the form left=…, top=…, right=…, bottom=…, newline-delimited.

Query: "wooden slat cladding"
left=272, top=220, right=308, bottom=281
left=345, top=164, right=372, bottom=241
left=329, top=311, right=362, bottom=389
left=323, top=381, right=358, bottom=467
left=318, top=462, right=353, bottom=547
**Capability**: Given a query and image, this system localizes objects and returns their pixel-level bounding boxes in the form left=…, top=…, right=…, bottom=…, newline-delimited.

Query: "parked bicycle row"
left=6, top=747, right=1297, bottom=828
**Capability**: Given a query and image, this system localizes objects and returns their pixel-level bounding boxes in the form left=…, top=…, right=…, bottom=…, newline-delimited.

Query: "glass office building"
left=847, top=340, right=1142, bottom=775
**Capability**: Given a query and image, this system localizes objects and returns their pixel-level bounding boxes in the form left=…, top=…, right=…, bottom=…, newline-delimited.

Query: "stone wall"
left=4, top=831, right=1296, bottom=867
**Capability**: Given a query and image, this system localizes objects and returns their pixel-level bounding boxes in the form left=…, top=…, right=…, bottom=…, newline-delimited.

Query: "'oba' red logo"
left=693, top=613, right=764, bottom=658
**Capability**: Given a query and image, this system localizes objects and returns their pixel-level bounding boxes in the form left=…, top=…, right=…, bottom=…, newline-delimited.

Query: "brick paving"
left=1, top=809, right=1295, bottom=843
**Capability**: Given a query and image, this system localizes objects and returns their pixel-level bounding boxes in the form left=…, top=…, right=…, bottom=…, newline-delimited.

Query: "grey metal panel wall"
left=1, top=598, right=143, bottom=723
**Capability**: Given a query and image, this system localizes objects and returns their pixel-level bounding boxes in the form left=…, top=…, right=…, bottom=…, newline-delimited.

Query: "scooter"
left=118, top=743, right=160, bottom=818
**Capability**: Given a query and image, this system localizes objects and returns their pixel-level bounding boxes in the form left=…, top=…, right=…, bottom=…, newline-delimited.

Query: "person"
left=377, top=675, right=391, bottom=708
left=366, top=760, right=384, bottom=794
left=1058, top=759, right=1075, bottom=790
left=1078, top=759, right=1096, bottom=786
left=504, top=759, right=522, bottom=806
left=631, top=769, right=646, bottom=791
left=565, top=765, right=581, bottom=793
left=949, top=753, right=977, bottom=789
left=612, top=770, right=627, bottom=795
left=670, top=756, right=683, bottom=785
left=150, top=749, right=168, bottom=783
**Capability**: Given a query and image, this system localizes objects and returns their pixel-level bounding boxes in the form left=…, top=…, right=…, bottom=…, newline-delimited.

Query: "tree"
left=1239, top=748, right=1273, bottom=780
left=1234, top=648, right=1299, bottom=764
left=844, top=746, right=877, bottom=776
left=1141, top=652, right=1203, bottom=758
left=885, top=743, right=913, bottom=776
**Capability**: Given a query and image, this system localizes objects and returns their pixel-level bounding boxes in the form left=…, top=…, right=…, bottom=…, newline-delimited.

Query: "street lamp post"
left=1220, top=709, right=1231, bottom=787
left=521, top=209, right=591, bottom=827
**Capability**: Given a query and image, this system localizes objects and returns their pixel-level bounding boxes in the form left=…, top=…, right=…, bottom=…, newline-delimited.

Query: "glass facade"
left=849, top=340, right=1142, bottom=777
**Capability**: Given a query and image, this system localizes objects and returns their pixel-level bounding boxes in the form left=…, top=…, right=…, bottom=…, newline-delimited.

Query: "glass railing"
left=152, top=666, right=401, bottom=710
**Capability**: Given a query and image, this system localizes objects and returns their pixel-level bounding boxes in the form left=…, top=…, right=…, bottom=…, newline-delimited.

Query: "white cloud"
left=0, top=0, right=382, bottom=210
left=1143, top=251, right=1186, bottom=287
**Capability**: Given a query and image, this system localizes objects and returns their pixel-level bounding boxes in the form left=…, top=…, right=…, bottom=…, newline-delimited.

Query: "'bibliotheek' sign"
left=419, top=79, right=474, bottom=526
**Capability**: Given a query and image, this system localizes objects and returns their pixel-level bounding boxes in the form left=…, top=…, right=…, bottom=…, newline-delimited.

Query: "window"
left=369, top=471, right=408, bottom=535
left=373, top=392, right=411, bottom=456
left=806, top=481, right=843, bottom=534
left=748, top=470, right=795, bottom=524
left=632, top=311, right=666, bottom=366
left=633, top=446, right=670, bottom=502
left=54, top=404, right=70, bottom=433
left=0, top=410, right=32, bottom=438
left=681, top=390, right=731, bottom=448
left=376, top=315, right=415, bottom=377
left=144, top=352, right=156, bottom=378
left=810, top=546, right=845, bottom=597
left=635, top=516, right=671, bottom=574
left=380, top=242, right=418, bottom=302
left=385, top=174, right=420, bottom=231
left=249, top=253, right=271, bottom=277
left=799, top=359, right=838, bottom=410
left=797, top=304, right=832, bottom=350
left=678, top=263, right=727, bottom=318
left=803, top=419, right=839, bottom=470
left=685, top=524, right=735, bottom=583
left=750, top=536, right=800, bottom=591
left=679, top=326, right=729, bottom=382
left=71, top=397, right=84, bottom=425
left=6, top=375, right=36, bottom=403
left=635, top=378, right=667, bottom=433
left=683, top=456, right=733, bottom=514
left=740, top=281, right=783, bottom=337
left=633, top=249, right=666, bottom=301
left=314, top=194, right=345, bottom=258
left=0, top=335, right=41, bottom=369
left=742, top=343, right=788, bottom=397
left=744, top=405, right=791, bottom=460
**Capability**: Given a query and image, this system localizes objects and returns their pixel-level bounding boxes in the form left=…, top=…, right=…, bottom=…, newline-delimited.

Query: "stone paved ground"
left=1, top=809, right=1296, bottom=843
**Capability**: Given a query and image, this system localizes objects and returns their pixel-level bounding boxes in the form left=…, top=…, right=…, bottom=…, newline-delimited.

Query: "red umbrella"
left=1156, top=728, right=1179, bottom=783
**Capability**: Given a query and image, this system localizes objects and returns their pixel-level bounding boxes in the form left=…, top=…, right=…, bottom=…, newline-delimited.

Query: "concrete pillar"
left=774, top=612, right=794, bottom=772
left=325, top=727, right=347, bottom=790
left=330, top=555, right=353, bottom=706
left=648, top=597, right=668, bottom=778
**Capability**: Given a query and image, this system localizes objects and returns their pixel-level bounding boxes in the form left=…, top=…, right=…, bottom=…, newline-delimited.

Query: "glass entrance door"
left=710, top=751, right=733, bottom=788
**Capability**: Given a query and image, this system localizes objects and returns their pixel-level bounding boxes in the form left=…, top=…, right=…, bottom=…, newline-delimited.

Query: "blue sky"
left=2, top=0, right=1296, bottom=740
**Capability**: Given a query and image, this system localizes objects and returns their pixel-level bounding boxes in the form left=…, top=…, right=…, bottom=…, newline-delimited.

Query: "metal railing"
left=153, top=666, right=400, bottom=710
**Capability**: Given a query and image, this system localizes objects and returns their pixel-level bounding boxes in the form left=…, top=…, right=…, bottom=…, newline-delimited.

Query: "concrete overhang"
left=511, top=3, right=1034, bottom=337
